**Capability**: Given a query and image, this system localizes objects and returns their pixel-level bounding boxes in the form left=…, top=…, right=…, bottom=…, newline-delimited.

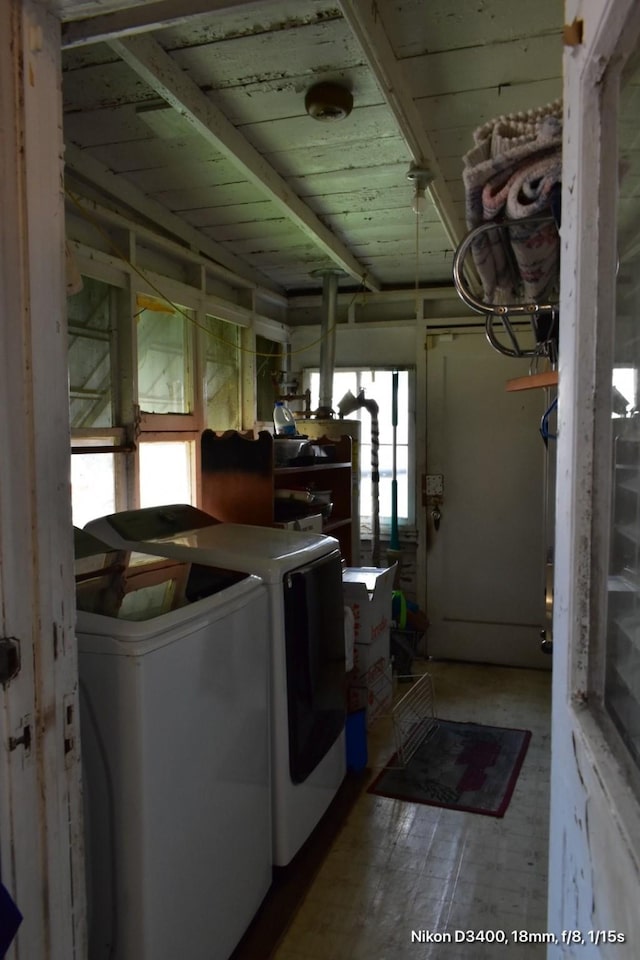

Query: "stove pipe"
left=315, top=269, right=343, bottom=418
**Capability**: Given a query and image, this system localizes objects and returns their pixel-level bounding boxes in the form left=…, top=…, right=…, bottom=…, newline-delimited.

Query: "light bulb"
left=407, top=164, right=434, bottom=215
left=412, top=187, right=427, bottom=216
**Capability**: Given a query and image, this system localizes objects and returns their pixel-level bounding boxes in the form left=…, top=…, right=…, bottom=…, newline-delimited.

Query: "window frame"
left=589, top=40, right=640, bottom=796
left=135, top=295, right=198, bottom=423
left=302, top=365, right=416, bottom=536
left=68, top=259, right=247, bottom=521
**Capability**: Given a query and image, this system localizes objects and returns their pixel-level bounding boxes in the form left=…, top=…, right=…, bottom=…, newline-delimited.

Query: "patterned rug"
left=368, top=719, right=531, bottom=817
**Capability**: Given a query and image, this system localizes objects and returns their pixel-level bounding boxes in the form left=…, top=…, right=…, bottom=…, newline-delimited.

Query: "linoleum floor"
left=273, top=660, right=551, bottom=960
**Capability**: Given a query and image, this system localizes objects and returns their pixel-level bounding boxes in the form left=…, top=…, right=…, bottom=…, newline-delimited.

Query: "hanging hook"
left=540, top=396, right=558, bottom=445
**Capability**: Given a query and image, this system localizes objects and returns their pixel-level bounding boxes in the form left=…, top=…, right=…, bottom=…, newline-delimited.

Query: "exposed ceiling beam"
left=337, top=0, right=466, bottom=251
left=287, top=286, right=461, bottom=308
left=60, top=0, right=261, bottom=48
left=107, top=34, right=381, bottom=292
left=64, top=142, right=284, bottom=293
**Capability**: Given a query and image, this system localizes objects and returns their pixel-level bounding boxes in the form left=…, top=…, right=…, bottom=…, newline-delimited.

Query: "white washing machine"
left=85, top=507, right=346, bottom=867
left=74, top=528, right=271, bottom=960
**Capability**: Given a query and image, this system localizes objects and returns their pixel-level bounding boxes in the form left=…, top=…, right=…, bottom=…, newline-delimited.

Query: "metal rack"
left=452, top=215, right=560, bottom=363
left=391, top=672, right=437, bottom=767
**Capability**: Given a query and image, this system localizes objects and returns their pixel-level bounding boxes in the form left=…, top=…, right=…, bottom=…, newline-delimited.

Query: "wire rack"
left=451, top=216, right=560, bottom=362
left=391, top=672, right=438, bottom=767
left=390, top=627, right=425, bottom=676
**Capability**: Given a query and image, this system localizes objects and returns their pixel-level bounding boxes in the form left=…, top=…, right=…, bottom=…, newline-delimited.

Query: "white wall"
left=291, top=322, right=418, bottom=374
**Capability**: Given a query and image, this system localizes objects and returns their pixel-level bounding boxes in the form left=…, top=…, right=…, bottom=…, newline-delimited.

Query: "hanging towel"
left=462, top=101, right=562, bottom=304
left=505, top=153, right=563, bottom=301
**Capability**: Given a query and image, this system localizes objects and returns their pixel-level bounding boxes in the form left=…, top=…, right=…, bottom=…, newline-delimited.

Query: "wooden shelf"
left=200, top=429, right=354, bottom=563
left=506, top=370, right=559, bottom=392
left=275, top=461, right=351, bottom=475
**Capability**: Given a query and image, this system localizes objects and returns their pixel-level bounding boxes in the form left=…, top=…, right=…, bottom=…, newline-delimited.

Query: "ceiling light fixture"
left=407, top=164, right=435, bottom=216
left=305, top=82, right=354, bottom=122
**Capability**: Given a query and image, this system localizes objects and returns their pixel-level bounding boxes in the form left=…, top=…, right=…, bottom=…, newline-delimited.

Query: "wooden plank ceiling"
left=59, top=0, right=563, bottom=298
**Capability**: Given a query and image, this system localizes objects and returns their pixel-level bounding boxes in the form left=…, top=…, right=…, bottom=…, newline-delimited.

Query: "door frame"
left=548, top=0, right=640, bottom=952
left=0, top=1, right=85, bottom=956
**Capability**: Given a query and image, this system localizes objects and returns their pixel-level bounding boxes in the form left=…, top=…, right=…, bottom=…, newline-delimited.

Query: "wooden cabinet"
left=200, top=430, right=354, bottom=563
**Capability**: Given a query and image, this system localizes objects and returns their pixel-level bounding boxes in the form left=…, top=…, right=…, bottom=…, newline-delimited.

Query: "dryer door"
left=283, top=549, right=346, bottom=784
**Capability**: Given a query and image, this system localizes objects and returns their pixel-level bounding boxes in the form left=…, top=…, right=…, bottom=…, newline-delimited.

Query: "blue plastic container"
left=345, top=709, right=368, bottom=772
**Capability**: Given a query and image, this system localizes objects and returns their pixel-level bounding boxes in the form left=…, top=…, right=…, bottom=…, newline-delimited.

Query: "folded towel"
left=506, top=152, right=562, bottom=301
left=462, top=100, right=562, bottom=304
left=463, top=103, right=562, bottom=201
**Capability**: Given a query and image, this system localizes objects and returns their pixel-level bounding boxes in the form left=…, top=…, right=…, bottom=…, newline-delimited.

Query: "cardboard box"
left=342, top=565, right=397, bottom=646
left=352, top=627, right=388, bottom=676
left=347, top=656, right=393, bottom=726
left=343, top=565, right=396, bottom=725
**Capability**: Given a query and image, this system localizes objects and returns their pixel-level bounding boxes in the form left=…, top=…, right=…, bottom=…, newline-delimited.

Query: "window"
left=612, top=367, right=636, bottom=418
left=203, top=315, right=241, bottom=431
left=256, top=335, right=283, bottom=422
left=306, top=368, right=413, bottom=529
left=68, top=277, right=243, bottom=526
left=136, top=296, right=193, bottom=415
left=603, top=47, right=640, bottom=781
left=70, top=440, right=117, bottom=529
left=139, top=440, right=194, bottom=508
left=68, top=277, right=122, bottom=526
left=68, top=276, right=115, bottom=428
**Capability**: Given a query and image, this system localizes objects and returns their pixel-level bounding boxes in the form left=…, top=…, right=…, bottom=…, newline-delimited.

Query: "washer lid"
left=93, top=504, right=217, bottom=547
left=85, top=508, right=337, bottom=581
left=149, top=523, right=334, bottom=575
left=73, top=526, right=250, bottom=621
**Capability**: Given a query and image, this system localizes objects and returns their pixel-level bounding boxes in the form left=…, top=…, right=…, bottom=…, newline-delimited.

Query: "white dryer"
left=85, top=507, right=346, bottom=867
left=74, top=528, right=271, bottom=960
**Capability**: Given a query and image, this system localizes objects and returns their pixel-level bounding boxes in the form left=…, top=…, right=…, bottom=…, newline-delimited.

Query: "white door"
left=425, top=330, right=552, bottom=668
left=0, top=2, right=85, bottom=957
left=548, top=0, right=640, bottom=955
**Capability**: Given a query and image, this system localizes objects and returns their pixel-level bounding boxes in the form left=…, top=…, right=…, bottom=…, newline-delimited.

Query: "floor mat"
left=368, top=719, right=531, bottom=817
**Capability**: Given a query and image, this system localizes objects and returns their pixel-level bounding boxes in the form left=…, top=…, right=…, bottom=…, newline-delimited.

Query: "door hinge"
left=63, top=693, right=77, bottom=766
left=9, top=718, right=31, bottom=755
left=0, top=636, right=21, bottom=686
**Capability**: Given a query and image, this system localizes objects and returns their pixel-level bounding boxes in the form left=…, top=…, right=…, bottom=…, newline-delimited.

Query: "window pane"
left=204, top=316, right=241, bottom=430
left=309, top=369, right=410, bottom=522
left=68, top=276, right=114, bottom=428
left=71, top=450, right=116, bottom=528
left=359, top=371, right=409, bottom=445
left=139, top=441, right=194, bottom=507
left=361, top=444, right=409, bottom=521
left=256, top=335, right=282, bottom=421
left=331, top=372, right=359, bottom=416
left=137, top=298, right=192, bottom=414
left=604, top=48, right=640, bottom=773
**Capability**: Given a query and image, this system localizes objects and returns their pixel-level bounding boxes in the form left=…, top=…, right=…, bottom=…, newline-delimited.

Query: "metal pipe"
left=71, top=444, right=135, bottom=454
left=390, top=371, right=399, bottom=552
left=363, top=399, right=381, bottom=567
left=316, top=269, right=342, bottom=417
left=338, top=389, right=381, bottom=567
